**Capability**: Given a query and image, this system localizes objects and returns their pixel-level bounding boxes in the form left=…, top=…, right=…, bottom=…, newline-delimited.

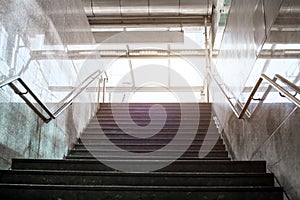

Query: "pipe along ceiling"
left=83, top=0, right=212, bottom=17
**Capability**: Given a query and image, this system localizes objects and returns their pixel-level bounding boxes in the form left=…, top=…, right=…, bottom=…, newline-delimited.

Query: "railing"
left=0, top=70, right=106, bottom=123
left=209, top=71, right=300, bottom=119
left=102, top=72, right=108, bottom=103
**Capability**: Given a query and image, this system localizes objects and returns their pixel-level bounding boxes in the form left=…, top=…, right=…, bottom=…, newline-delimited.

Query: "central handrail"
left=0, top=70, right=105, bottom=123
left=209, top=70, right=300, bottom=119
left=51, top=70, right=102, bottom=117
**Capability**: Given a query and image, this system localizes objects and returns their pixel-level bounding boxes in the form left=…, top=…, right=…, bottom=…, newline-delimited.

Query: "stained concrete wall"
left=212, top=89, right=299, bottom=199
left=0, top=0, right=99, bottom=168
left=211, top=0, right=300, bottom=199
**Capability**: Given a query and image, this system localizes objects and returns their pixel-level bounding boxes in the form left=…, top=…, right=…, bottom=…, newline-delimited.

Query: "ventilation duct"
left=83, top=0, right=212, bottom=17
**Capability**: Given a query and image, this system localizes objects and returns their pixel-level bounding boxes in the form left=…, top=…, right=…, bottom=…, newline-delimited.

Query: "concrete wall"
left=212, top=90, right=299, bottom=199
left=214, top=0, right=282, bottom=98
left=0, top=0, right=99, bottom=168
left=211, top=0, right=300, bottom=199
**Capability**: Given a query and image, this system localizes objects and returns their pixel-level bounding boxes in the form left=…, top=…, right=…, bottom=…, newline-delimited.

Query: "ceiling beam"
left=259, top=49, right=300, bottom=59
left=88, top=15, right=211, bottom=26
left=48, top=86, right=204, bottom=93
left=266, top=31, right=300, bottom=44
left=30, top=49, right=218, bottom=60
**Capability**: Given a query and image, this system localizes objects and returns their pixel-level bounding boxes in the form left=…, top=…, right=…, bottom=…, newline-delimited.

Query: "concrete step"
left=0, top=184, right=283, bottom=200
left=11, top=159, right=267, bottom=173
left=82, top=132, right=219, bottom=137
left=94, top=115, right=213, bottom=119
left=96, top=110, right=212, bottom=114
left=0, top=170, right=275, bottom=186
left=98, top=107, right=212, bottom=111
left=79, top=139, right=225, bottom=145
left=80, top=134, right=220, bottom=140
left=99, top=103, right=211, bottom=106
left=96, top=113, right=212, bottom=117
left=92, top=120, right=214, bottom=125
left=100, top=103, right=211, bottom=109
left=0, top=103, right=283, bottom=199
left=68, top=150, right=229, bottom=158
left=84, top=127, right=218, bottom=132
left=65, top=156, right=230, bottom=161
left=73, top=144, right=226, bottom=151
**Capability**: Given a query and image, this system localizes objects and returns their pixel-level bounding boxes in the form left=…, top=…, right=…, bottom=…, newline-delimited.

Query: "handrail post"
left=97, top=76, right=102, bottom=103
left=238, top=78, right=263, bottom=119
left=102, top=77, right=107, bottom=103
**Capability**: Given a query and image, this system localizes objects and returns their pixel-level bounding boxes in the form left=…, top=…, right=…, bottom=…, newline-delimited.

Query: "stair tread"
left=65, top=156, right=231, bottom=160
left=69, top=149, right=227, bottom=152
left=0, top=183, right=282, bottom=191
left=13, top=158, right=264, bottom=163
left=0, top=169, right=273, bottom=176
left=0, top=103, right=284, bottom=199
left=11, top=159, right=266, bottom=173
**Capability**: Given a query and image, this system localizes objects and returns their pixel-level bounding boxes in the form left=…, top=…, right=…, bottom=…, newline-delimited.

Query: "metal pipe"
left=102, top=78, right=107, bottom=103
left=53, top=71, right=103, bottom=117
left=97, top=77, right=102, bottom=103
left=0, top=76, right=20, bottom=88
left=17, top=79, right=55, bottom=119
left=0, top=69, right=106, bottom=123
left=209, top=71, right=300, bottom=119
left=208, top=70, right=240, bottom=118
left=204, top=16, right=211, bottom=103
left=83, top=0, right=211, bottom=17
left=275, top=74, right=300, bottom=94
left=8, top=83, right=49, bottom=122
left=0, top=76, right=54, bottom=121
left=238, top=78, right=263, bottom=119
left=262, top=74, right=300, bottom=107
left=54, top=70, right=101, bottom=109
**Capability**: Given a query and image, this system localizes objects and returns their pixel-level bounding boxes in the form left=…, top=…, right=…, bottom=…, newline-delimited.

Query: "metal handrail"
left=208, top=70, right=240, bottom=117
left=209, top=71, right=300, bottom=119
left=51, top=70, right=102, bottom=117
left=102, top=72, right=108, bottom=103
left=0, top=70, right=105, bottom=123
left=275, top=74, right=300, bottom=94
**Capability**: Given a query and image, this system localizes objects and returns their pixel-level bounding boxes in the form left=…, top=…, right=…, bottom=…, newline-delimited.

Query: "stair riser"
left=0, top=187, right=283, bottom=200
left=0, top=173, right=274, bottom=186
left=90, top=118, right=211, bottom=126
left=95, top=114, right=212, bottom=118
left=84, top=128, right=218, bottom=133
left=68, top=151, right=229, bottom=158
left=11, top=159, right=267, bottom=173
left=81, top=135, right=220, bottom=140
left=79, top=140, right=224, bottom=145
left=65, top=156, right=231, bottom=161
left=97, top=108, right=211, bottom=111
left=98, top=106, right=212, bottom=110
left=99, top=104, right=211, bottom=106
left=85, top=128, right=218, bottom=132
left=73, top=145, right=226, bottom=151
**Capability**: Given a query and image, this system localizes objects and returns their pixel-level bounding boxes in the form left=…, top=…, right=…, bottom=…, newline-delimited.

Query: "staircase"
left=0, top=103, right=283, bottom=199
